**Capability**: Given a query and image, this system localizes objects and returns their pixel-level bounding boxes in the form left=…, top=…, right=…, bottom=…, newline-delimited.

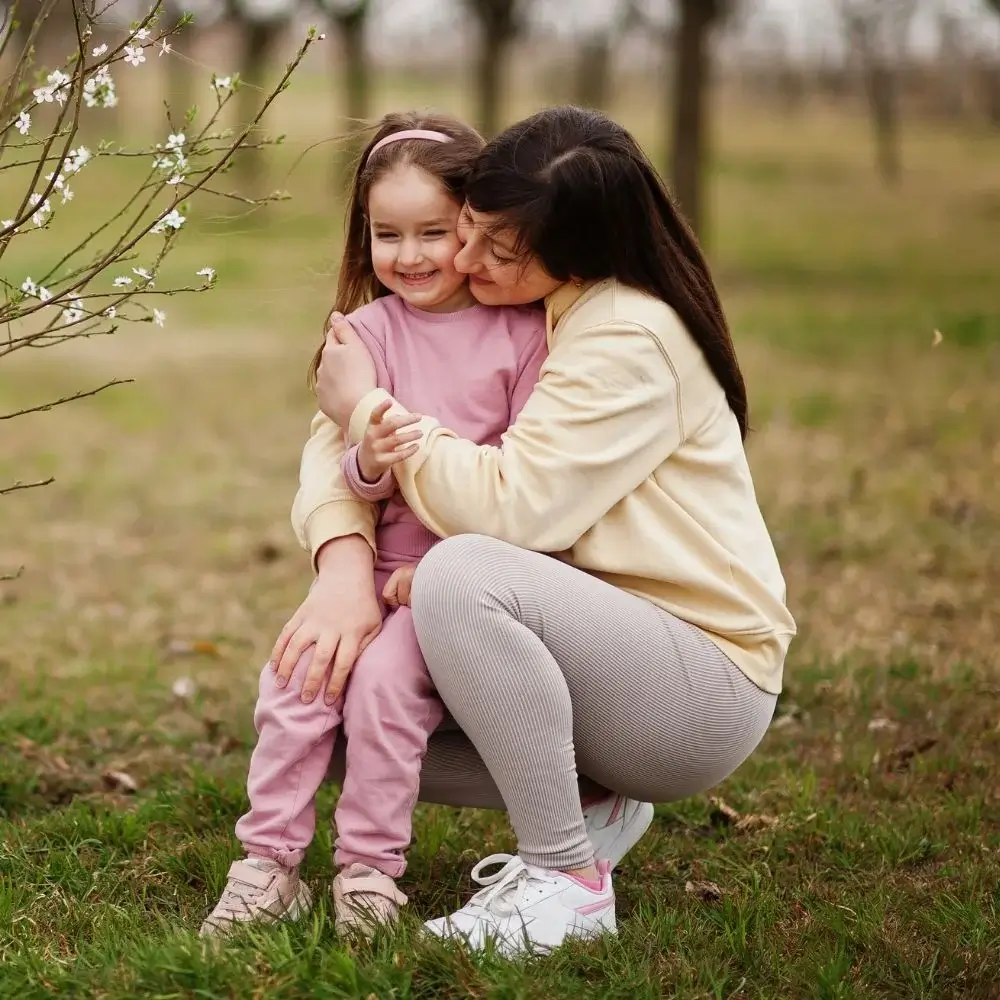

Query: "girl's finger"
left=369, top=399, right=392, bottom=426
left=385, top=413, right=421, bottom=432
left=389, top=430, right=423, bottom=448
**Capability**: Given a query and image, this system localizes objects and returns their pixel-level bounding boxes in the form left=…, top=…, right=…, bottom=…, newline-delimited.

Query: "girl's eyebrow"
left=371, top=216, right=452, bottom=228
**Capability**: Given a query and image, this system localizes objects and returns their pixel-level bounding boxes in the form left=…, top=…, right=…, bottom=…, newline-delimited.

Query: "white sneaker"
left=583, top=794, right=654, bottom=868
left=199, top=858, right=312, bottom=937
left=424, top=854, right=615, bottom=956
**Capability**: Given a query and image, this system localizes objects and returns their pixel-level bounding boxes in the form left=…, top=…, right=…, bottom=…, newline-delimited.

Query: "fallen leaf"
left=165, top=639, right=221, bottom=659
left=685, top=879, right=723, bottom=902
left=709, top=796, right=741, bottom=826
left=867, top=717, right=899, bottom=732
left=771, top=714, right=799, bottom=731
left=887, top=737, right=938, bottom=772
left=255, top=541, right=282, bottom=563
left=734, top=813, right=780, bottom=832
left=932, top=329, right=943, bottom=347
left=102, top=769, right=139, bottom=793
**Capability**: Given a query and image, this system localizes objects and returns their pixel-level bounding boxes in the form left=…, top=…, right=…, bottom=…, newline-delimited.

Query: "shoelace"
left=218, top=871, right=268, bottom=916
left=464, top=854, right=558, bottom=918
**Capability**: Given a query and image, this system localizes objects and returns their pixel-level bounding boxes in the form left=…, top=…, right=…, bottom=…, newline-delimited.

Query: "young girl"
left=200, top=112, right=548, bottom=937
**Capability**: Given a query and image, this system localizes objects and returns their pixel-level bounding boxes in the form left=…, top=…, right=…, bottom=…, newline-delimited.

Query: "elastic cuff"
left=334, top=848, right=407, bottom=879
left=244, top=845, right=305, bottom=869
left=340, top=445, right=395, bottom=501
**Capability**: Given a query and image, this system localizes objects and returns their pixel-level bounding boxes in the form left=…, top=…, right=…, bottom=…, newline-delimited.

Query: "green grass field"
left=2, top=69, right=1000, bottom=998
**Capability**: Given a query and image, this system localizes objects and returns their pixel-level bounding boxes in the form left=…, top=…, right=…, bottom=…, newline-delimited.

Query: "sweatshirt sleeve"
left=346, top=320, right=684, bottom=552
left=340, top=443, right=396, bottom=502
left=291, top=411, right=379, bottom=569
left=290, top=308, right=392, bottom=569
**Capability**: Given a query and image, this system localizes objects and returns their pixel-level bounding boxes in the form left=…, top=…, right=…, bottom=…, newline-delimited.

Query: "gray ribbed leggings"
left=330, top=534, right=777, bottom=869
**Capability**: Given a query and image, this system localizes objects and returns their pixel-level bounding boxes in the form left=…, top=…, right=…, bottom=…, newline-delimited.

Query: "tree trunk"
left=574, top=33, right=612, bottom=110
left=864, top=58, right=901, bottom=185
left=670, top=0, right=716, bottom=238
left=237, top=20, right=274, bottom=191
left=476, top=29, right=504, bottom=137
left=333, top=8, right=370, bottom=182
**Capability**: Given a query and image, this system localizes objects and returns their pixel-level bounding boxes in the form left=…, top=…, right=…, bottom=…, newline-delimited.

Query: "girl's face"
left=454, top=204, right=563, bottom=307
left=368, top=165, right=474, bottom=313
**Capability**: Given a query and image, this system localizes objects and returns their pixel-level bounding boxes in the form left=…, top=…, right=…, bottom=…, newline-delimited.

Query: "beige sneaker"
left=199, top=858, right=312, bottom=937
left=331, top=863, right=407, bottom=936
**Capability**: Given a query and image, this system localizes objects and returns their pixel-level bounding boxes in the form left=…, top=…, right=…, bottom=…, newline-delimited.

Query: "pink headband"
left=366, top=129, right=452, bottom=164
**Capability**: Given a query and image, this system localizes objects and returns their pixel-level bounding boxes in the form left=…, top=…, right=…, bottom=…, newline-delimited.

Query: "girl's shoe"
left=423, top=854, right=615, bottom=956
left=199, top=858, right=312, bottom=937
left=332, top=863, right=408, bottom=936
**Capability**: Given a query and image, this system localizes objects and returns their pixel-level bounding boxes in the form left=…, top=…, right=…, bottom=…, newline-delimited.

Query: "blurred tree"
left=318, top=0, right=372, bottom=176
left=983, top=0, right=1000, bottom=124
left=572, top=1, right=639, bottom=110
left=670, top=0, right=735, bottom=239
left=838, top=0, right=917, bottom=186
left=462, top=0, right=523, bottom=136
left=229, top=0, right=297, bottom=188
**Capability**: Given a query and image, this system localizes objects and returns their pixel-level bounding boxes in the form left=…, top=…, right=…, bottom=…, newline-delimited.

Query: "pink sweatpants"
left=234, top=567, right=443, bottom=877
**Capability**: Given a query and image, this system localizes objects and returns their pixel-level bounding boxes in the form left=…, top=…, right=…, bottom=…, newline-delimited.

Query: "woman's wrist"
left=315, top=533, right=375, bottom=582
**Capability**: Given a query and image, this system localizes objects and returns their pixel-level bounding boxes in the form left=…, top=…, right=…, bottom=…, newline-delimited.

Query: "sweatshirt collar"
left=544, top=279, right=611, bottom=337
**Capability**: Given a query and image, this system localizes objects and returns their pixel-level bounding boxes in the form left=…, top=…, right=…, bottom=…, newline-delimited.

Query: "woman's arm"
left=291, top=410, right=379, bottom=569
left=348, top=321, right=684, bottom=552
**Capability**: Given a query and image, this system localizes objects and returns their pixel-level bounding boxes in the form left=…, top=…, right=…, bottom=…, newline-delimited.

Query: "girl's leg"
left=410, top=534, right=777, bottom=872
left=335, top=605, right=444, bottom=877
left=202, top=651, right=347, bottom=936
left=235, top=655, right=346, bottom=866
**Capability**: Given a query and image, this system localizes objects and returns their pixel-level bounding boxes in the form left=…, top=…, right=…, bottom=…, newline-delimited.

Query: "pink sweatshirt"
left=339, top=295, right=547, bottom=571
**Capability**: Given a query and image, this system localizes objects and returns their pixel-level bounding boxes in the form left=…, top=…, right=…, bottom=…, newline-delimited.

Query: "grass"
left=2, top=70, right=1000, bottom=997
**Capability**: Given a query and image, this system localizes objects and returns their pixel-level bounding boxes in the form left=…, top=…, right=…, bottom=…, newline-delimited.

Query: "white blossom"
left=153, top=308, right=166, bottom=327
left=167, top=174, right=184, bottom=186
left=92, top=43, right=108, bottom=57
left=211, top=75, right=232, bottom=92
left=61, top=299, right=85, bottom=325
left=61, top=186, right=74, bottom=204
left=132, top=267, right=154, bottom=285
left=150, top=208, right=185, bottom=234
left=165, top=133, right=185, bottom=151
left=134, top=27, right=151, bottom=41
left=16, top=111, right=30, bottom=135
left=33, top=70, right=71, bottom=105
left=159, top=40, right=172, bottom=57
left=104, top=306, right=117, bottom=319
left=124, top=44, right=146, bottom=67
left=83, top=66, right=117, bottom=108
left=21, top=278, right=37, bottom=296
left=65, top=147, right=91, bottom=174
left=2, top=220, right=15, bottom=231
left=196, top=267, right=216, bottom=280
left=38, top=286, right=52, bottom=302
left=113, top=276, right=133, bottom=288
left=29, top=192, right=52, bottom=227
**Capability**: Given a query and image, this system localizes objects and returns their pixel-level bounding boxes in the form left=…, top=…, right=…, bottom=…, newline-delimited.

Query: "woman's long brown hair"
left=308, top=112, right=485, bottom=387
left=464, top=106, right=750, bottom=439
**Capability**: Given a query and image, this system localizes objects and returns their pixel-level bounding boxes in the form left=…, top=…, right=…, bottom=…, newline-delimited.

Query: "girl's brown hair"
left=308, top=111, right=486, bottom=386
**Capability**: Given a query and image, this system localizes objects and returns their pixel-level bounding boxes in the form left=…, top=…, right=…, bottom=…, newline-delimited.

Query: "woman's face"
left=454, top=204, right=563, bottom=306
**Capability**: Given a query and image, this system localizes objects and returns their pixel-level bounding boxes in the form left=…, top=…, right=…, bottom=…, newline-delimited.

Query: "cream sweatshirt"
left=293, top=279, right=796, bottom=694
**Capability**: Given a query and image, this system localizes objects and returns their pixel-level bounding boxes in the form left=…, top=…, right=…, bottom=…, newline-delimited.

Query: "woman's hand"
left=382, top=563, right=417, bottom=608
left=357, top=399, right=423, bottom=482
left=316, top=314, right=378, bottom=430
left=270, top=535, right=383, bottom=704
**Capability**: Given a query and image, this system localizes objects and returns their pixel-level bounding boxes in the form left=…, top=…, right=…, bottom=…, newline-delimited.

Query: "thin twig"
left=0, top=478, right=55, bottom=495
left=0, top=379, right=132, bottom=421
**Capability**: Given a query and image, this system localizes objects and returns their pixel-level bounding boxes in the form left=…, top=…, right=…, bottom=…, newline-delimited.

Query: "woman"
left=277, top=106, right=795, bottom=955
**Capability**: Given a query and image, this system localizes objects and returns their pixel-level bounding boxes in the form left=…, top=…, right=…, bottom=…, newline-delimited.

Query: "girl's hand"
left=358, top=399, right=423, bottom=482
left=270, top=536, right=383, bottom=704
left=383, top=563, right=417, bottom=608
left=316, top=314, right=378, bottom=429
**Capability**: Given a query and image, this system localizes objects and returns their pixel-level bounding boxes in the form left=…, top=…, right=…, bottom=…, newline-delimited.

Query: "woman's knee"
left=411, top=534, right=506, bottom=618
